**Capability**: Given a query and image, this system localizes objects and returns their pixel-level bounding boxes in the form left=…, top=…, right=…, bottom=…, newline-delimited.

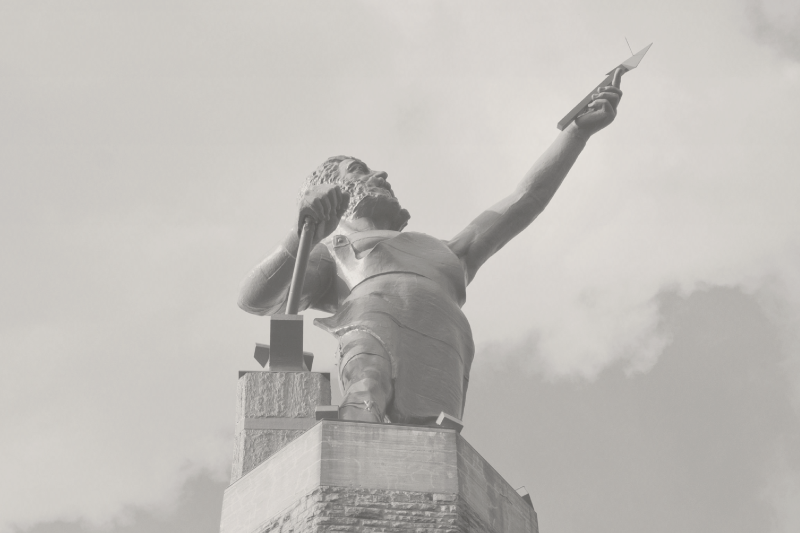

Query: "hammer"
left=253, top=216, right=317, bottom=371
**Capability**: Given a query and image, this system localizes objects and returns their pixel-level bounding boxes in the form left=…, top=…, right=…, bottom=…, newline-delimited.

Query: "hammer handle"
left=285, top=216, right=316, bottom=315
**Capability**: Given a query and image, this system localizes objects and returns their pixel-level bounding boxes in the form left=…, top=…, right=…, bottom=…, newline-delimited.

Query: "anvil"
left=557, top=43, right=652, bottom=131
left=253, top=217, right=317, bottom=372
left=253, top=316, right=314, bottom=371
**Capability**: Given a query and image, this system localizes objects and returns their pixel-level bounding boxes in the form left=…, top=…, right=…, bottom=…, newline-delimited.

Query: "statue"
left=238, top=85, right=623, bottom=425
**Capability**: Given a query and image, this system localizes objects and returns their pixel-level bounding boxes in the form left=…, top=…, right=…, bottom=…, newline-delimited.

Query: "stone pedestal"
left=230, top=371, right=331, bottom=483
left=220, top=421, right=538, bottom=533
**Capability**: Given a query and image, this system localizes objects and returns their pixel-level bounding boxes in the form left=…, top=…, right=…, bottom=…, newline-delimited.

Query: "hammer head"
left=253, top=315, right=313, bottom=371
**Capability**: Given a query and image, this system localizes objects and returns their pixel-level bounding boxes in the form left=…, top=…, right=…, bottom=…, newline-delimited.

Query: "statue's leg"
left=338, top=332, right=393, bottom=423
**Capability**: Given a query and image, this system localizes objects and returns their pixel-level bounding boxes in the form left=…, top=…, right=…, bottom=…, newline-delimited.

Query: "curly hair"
left=299, top=155, right=367, bottom=221
left=299, top=155, right=410, bottom=229
left=301, top=155, right=357, bottom=190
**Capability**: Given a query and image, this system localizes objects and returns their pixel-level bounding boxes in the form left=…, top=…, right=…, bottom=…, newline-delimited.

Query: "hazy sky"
left=2, top=1, right=799, bottom=532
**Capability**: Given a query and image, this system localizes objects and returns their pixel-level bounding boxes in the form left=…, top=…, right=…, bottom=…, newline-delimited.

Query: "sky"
left=1, top=1, right=799, bottom=532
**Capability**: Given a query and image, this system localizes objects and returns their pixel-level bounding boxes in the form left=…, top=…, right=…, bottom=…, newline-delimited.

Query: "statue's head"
left=300, top=155, right=410, bottom=230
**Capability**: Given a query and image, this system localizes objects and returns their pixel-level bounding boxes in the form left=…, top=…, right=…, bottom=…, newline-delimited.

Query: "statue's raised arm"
left=448, top=85, right=622, bottom=284
left=238, top=83, right=623, bottom=427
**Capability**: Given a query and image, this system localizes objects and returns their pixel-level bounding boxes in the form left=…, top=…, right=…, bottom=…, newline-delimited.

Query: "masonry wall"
left=250, top=486, right=464, bottom=533
left=230, top=371, right=330, bottom=483
left=220, top=421, right=538, bottom=533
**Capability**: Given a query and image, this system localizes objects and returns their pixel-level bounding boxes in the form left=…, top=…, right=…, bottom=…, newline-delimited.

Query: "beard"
left=341, top=178, right=410, bottom=231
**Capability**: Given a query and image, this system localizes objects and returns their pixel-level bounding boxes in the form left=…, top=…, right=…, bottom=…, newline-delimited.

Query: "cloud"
left=464, top=26, right=800, bottom=385
left=466, top=288, right=800, bottom=533
left=15, top=472, right=226, bottom=533
left=748, top=0, right=800, bottom=62
left=2, top=1, right=799, bottom=532
left=764, top=465, right=800, bottom=533
left=0, top=222, right=235, bottom=531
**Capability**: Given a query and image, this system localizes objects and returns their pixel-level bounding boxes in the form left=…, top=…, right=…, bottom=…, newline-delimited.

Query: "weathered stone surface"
left=238, top=486, right=463, bottom=533
left=230, top=371, right=330, bottom=483
left=237, top=371, right=331, bottom=421
left=222, top=423, right=323, bottom=533
left=232, top=428, right=307, bottom=481
left=220, top=421, right=538, bottom=533
left=457, top=438, right=535, bottom=533
left=319, top=422, right=458, bottom=494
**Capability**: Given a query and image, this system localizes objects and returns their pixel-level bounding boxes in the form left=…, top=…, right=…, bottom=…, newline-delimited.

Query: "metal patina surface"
left=239, top=81, right=625, bottom=424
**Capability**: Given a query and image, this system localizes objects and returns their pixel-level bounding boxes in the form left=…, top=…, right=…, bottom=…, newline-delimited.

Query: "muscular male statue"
left=239, top=85, right=622, bottom=425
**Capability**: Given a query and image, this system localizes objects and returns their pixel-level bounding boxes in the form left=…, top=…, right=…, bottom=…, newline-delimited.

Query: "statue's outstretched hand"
left=573, top=85, right=623, bottom=137
left=297, top=184, right=350, bottom=244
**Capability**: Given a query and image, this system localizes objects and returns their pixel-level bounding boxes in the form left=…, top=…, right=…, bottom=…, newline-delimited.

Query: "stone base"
left=231, top=371, right=331, bottom=483
left=220, top=421, right=538, bottom=533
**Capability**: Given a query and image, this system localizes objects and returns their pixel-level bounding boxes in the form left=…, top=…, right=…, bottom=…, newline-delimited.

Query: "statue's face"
left=337, top=158, right=395, bottom=200
left=335, top=158, right=409, bottom=230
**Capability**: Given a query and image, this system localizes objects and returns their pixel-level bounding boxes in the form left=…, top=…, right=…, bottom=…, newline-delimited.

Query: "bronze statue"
left=239, top=85, right=623, bottom=425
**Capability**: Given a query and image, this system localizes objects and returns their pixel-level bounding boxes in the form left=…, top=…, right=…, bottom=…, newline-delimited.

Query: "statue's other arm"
left=239, top=183, right=349, bottom=315
left=448, top=86, right=622, bottom=284
left=238, top=231, right=337, bottom=315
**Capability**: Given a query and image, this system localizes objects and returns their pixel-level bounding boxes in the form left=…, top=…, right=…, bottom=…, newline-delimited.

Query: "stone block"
left=436, top=412, right=464, bottom=433
left=230, top=371, right=331, bottom=483
left=220, top=421, right=538, bottom=533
